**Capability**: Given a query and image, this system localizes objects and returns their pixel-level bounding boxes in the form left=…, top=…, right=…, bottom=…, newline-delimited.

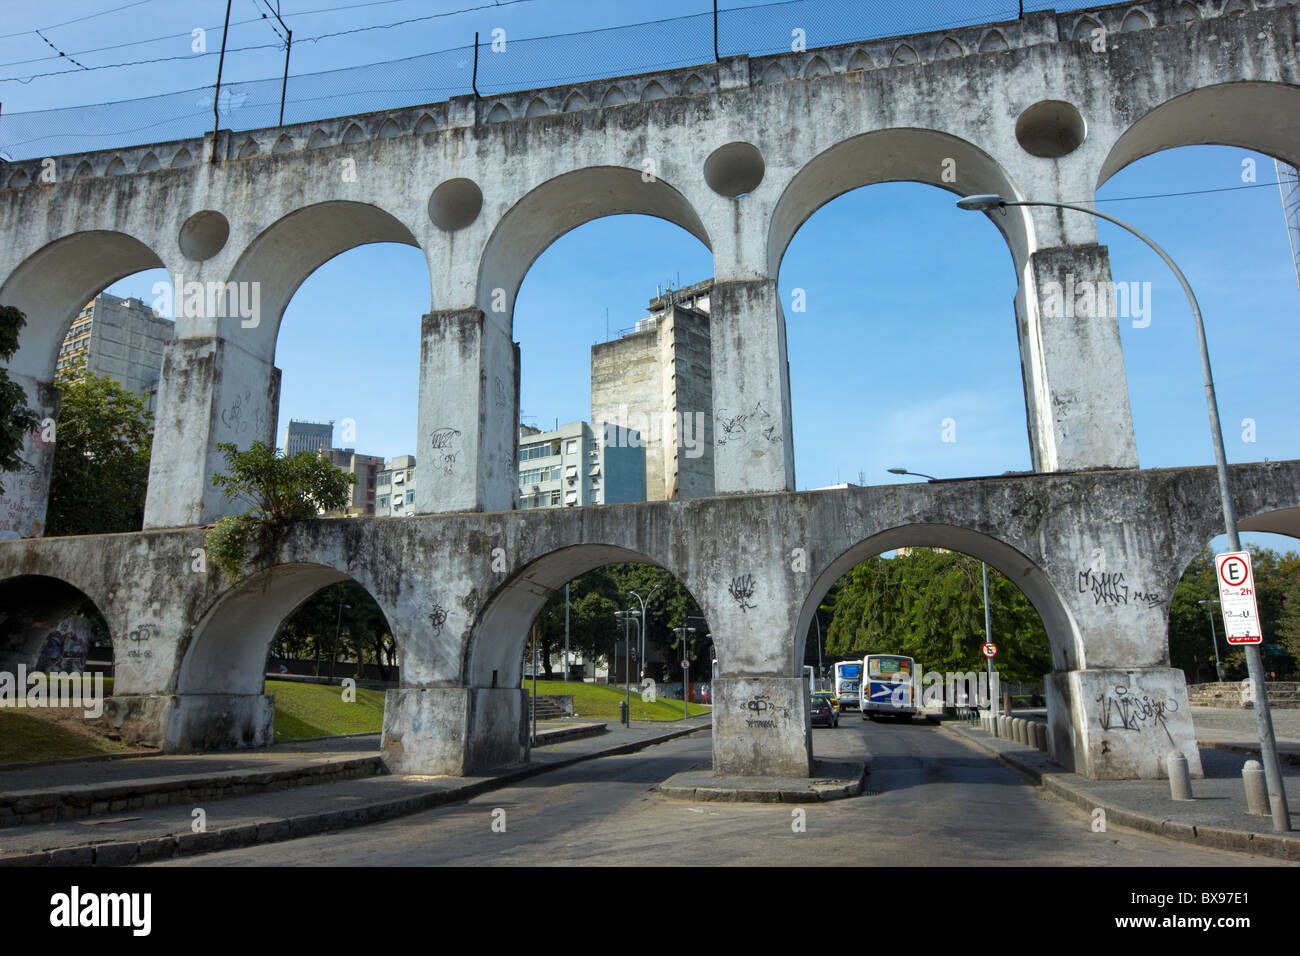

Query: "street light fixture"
left=615, top=609, right=640, bottom=725
left=888, top=467, right=938, bottom=481
left=958, top=193, right=1291, bottom=831
left=628, top=585, right=662, bottom=684
left=673, top=626, right=697, bottom=718
left=1198, top=598, right=1226, bottom=682
left=328, top=602, right=351, bottom=682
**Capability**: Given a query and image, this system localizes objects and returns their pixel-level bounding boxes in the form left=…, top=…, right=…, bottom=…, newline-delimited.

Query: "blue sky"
left=4, top=1, right=1297, bottom=561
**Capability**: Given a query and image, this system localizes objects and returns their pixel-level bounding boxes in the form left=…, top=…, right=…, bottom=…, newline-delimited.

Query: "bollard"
left=1012, top=718, right=1023, bottom=744
left=1034, top=721, right=1047, bottom=752
left=1242, top=760, right=1269, bottom=815
left=1016, top=719, right=1028, bottom=745
left=1168, top=751, right=1193, bottom=801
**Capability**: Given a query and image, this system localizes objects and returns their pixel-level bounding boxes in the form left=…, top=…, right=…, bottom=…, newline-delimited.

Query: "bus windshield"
left=868, top=656, right=912, bottom=680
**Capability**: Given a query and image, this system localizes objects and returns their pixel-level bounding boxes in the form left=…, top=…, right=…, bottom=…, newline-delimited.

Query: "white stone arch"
left=177, top=562, right=400, bottom=696
left=221, top=200, right=427, bottom=361
left=0, top=229, right=168, bottom=381
left=766, top=126, right=1033, bottom=280
left=792, top=523, right=1082, bottom=676
left=1098, top=81, right=1300, bottom=188
left=475, top=166, right=712, bottom=330
left=466, top=543, right=704, bottom=689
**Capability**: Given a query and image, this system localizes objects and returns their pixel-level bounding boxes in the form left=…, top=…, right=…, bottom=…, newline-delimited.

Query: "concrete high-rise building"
left=55, top=293, right=174, bottom=412
left=283, top=420, right=333, bottom=457
left=321, top=448, right=384, bottom=516
left=590, top=279, right=713, bottom=501
left=376, top=455, right=417, bottom=516
left=517, top=421, right=644, bottom=510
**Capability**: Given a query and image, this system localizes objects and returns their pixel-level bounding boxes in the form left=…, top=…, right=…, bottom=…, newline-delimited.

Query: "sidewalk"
left=0, top=715, right=712, bottom=866
left=944, top=718, right=1300, bottom=862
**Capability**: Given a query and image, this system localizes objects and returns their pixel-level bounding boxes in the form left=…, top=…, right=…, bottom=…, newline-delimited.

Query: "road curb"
left=943, top=723, right=1300, bottom=862
left=0, top=721, right=710, bottom=867
left=656, top=758, right=866, bottom=803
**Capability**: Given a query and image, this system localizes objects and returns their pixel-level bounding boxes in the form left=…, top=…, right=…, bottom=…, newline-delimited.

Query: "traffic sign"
left=1215, top=551, right=1263, bottom=645
left=681, top=660, right=690, bottom=669
left=981, top=642, right=997, bottom=658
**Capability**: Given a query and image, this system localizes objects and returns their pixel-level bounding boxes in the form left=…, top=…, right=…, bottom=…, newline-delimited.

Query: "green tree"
left=206, top=441, right=354, bottom=580
left=44, top=362, right=153, bottom=536
left=271, top=580, right=397, bottom=679
left=824, top=548, right=1051, bottom=684
left=0, top=304, right=41, bottom=496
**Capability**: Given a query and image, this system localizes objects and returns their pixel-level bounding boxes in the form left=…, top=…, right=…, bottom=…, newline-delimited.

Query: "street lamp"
left=673, top=626, right=697, bottom=718
left=628, top=585, right=661, bottom=684
left=616, top=609, right=640, bottom=724
left=1198, top=598, right=1226, bottom=682
left=888, top=466, right=998, bottom=724
left=328, top=602, right=351, bottom=681
left=958, top=193, right=1290, bottom=831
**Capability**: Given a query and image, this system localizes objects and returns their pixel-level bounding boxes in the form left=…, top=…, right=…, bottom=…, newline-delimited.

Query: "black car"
left=810, top=694, right=838, bottom=728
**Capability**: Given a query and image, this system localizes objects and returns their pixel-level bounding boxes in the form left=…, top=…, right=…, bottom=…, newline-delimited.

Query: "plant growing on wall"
left=0, top=305, right=41, bottom=496
left=206, top=441, right=354, bottom=580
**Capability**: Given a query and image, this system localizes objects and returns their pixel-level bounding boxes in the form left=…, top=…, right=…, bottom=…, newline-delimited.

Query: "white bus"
left=861, top=653, right=916, bottom=719
left=834, top=660, right=863, bottom=710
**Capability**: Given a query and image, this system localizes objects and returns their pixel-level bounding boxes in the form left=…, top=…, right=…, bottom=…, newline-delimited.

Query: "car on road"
left=812, top=690, right=838, bottom=712
left=810, top=694, right=839, bottom=728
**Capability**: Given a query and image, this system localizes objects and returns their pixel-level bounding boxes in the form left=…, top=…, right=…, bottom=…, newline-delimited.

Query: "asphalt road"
left=155, top=714, right=1291, bottom=866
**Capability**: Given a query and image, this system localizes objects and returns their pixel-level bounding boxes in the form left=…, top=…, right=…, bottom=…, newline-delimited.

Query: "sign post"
left=981, top=641, right=997, bottom=731
left=1215, top=549, right=1289, bottom=830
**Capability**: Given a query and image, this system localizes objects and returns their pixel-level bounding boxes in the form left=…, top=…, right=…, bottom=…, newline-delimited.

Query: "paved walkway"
left=945, top=716, right=1300, bottom=861
left=0, top=716, right=711, bottom=865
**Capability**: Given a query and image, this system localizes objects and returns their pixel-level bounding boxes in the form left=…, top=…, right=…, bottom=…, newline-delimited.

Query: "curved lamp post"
left=958, top=194, right=1290, bottom=831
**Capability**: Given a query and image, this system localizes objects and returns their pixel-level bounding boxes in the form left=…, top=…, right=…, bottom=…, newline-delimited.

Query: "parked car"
left=810, top=694, right=838, bottom=728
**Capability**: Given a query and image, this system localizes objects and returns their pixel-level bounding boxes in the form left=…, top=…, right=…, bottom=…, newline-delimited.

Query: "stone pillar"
left=708, top=279, right=795, bottom=494
left=414, top=310, right=518, bottom=515
left=144, top=336, right=279, bottom=529
left=100, top=693, right=275, bottom=751
left=381, top=686, right=527, bottom=775
left=1025, top=245, right=1138, bottom=472
left=0, top=374, right=59, bottom=537
left=711, top=677, right=812, bottom=777
left=1047, top=667, right=1201, bottom=779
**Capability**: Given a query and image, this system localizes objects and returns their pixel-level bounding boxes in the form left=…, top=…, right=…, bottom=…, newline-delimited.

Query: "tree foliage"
left=1168, top=546, right=1300, bottom=682
left=270, top=580, right=397, bottom=680
left=0, top=304, right=41, bottom=495
left=529, top=564, right=708, bottom=680
left=44, top=361, right=153, bottom=536
left=206, top=441, right=354, bottom=580
left=822, top=548, right=1052, bottom=684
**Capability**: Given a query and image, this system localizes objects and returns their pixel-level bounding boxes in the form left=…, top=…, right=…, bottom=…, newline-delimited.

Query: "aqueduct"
left=1, top=0, right=1298, bottom=780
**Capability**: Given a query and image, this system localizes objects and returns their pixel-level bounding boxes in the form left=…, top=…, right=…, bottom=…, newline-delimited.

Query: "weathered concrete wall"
left=3, top=0, right=1295, bottom=527
left=1, top=461, right=1296, bottom=778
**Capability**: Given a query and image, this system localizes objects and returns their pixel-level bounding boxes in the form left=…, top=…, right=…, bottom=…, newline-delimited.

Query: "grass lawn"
left=0, top=710, right=131, bottom=764
left=525, top=679, right=710, bottom=721
left=266, top=679, right=386, bottom=740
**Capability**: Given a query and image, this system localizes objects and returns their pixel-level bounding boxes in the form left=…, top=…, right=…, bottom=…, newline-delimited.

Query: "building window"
left=406, top=490, right=414, bottom=504
left=378, top=496, right=388, bottom=508
left=566, top=440, right=578, bottom=455
left=550, top=490, right=561, bottom=505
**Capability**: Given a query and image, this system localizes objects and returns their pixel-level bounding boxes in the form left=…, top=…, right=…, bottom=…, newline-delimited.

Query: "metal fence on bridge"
left=1, top=0, right=1101, bottom=162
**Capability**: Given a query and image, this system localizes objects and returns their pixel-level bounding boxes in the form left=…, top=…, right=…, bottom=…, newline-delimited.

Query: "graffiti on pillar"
left=727, top=573, right=757, bottom=611
left=1077, top=569, right=1160, bottom=608
left=428, top=602, right=448, bottom=635
left=1095, top=684, right=1177, bottom=733
left=715, top=402, right=779, bottom=447
left=220, top=389, right=266, bottom=438
left=743, top=685, right=789, bottom=729
left=126, top=623, right=155, bottom=660
left=493, top=376, right=508, bottom=408
left=2, top=429, right=53, bottom=536
left=34, top=616, right=90, bottom=673
left=430, top=427, right=462, bottom=475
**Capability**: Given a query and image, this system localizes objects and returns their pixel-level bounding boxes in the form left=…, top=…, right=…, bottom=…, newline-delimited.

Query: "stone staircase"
left=528, top=695, right=569, bottom=720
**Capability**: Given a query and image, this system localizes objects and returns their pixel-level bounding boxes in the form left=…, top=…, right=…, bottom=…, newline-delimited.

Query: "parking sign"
left=1215, top=551, right=1262, bottom=645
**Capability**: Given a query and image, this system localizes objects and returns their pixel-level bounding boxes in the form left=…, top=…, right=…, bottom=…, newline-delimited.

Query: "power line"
left=33, top=30, right=89, bottom=72
left=1080, top=180, right=1290, bottom=204
left=0, top=0, right=532, bottom=84
left=0, top=0, right=161, bottom=40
